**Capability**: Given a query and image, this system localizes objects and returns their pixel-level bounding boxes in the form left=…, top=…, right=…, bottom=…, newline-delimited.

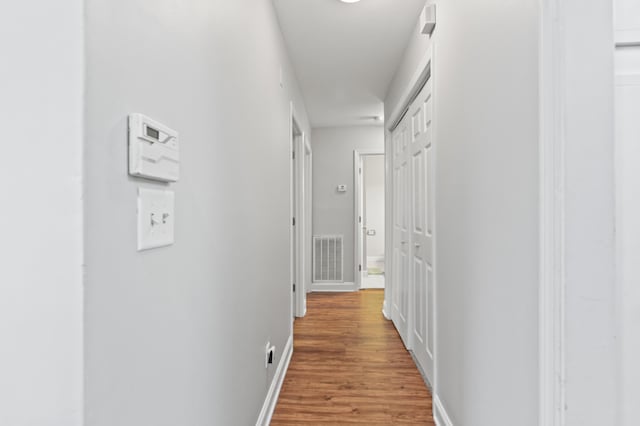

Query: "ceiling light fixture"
left=339, top=0, right=361, bottom=3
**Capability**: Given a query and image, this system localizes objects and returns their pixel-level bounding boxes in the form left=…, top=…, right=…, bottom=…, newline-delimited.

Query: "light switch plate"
left=137, top=187, right=175, bottom=251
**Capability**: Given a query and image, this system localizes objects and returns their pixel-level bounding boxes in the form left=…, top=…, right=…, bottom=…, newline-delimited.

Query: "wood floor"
left=271, top=290, right=435, bottom=425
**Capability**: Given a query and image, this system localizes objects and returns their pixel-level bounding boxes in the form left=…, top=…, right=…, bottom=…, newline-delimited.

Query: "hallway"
left=272, top=291, right=434, bottom=425
left=1, top=0, right=626, bottom=424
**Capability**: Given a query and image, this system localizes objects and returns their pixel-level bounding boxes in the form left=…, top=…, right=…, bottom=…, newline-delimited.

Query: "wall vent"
left=313, top=235, right=344, bottom=283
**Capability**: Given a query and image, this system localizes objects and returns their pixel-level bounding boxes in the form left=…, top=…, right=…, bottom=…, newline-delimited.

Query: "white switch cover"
left=137, top=188, right=175, bottom=251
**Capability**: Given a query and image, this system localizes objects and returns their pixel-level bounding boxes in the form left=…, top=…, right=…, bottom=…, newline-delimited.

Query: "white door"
left=291, top=138, right=298, bottom=318
left=391, top=112, right=412, bottom=347
left=409, top=79, right=435, bottom=382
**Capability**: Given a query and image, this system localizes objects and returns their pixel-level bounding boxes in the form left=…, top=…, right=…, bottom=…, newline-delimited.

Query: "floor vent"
left=313, top=235, right=344, bottom=283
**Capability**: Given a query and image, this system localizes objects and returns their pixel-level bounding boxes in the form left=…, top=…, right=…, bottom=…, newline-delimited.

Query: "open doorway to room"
left=354, top=150, right=386, bottom=290
left=290, top=102, right=312, bottom=320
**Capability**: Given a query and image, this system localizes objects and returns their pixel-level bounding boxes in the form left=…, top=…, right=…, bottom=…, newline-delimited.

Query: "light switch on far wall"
left=337, top=185, right=347, bottom=193
left=137, top=187, right=175, bottom=251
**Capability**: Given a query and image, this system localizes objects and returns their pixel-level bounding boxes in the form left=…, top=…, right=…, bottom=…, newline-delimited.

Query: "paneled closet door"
left=391, top=112, right=412, bottom=347
left=409, top=79, right=435, bottom=384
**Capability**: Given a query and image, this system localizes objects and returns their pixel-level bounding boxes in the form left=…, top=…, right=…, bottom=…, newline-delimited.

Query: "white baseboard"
left=255, top=334, right=293, bottom=426
left=433, top=395, right=453, bottom=426
left=382, top=300, right=390, bottom=320
left=310, top=282, right=357, bottom=292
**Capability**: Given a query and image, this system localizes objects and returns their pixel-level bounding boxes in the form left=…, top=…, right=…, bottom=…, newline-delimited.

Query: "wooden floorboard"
left=271, top=290, right=435, bottom=425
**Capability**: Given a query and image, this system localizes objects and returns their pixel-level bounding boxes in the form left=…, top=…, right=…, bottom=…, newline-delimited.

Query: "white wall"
left=312, top=127, right=384, bottom=284
left=0, top=1, right=84, bottom=425
left=385, top=1, right=540, bottom=424
left=364, top=155, right=385, bottom=259
left=83, top=1, right=310, bottom=424
left=385, top=15, right=430, bottom=122
left=615, top=0, right=640, bottom=424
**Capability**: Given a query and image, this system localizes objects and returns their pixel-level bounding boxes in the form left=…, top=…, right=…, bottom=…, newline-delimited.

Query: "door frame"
left=353, top=149, right=385, bottom=290
left=539, top=1, right=618, bottom=424
left=289, top=102, right=307, bottom=320
left=304, top=137, right=313, bottom=302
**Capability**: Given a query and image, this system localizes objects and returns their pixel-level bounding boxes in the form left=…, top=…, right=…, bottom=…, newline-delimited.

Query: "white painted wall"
left=312, top=127, right=384, bottom=283
left=364, top=155, right=385, bottom=259
left=615, top=1, right=640, bottom=424
left=385, top=1, right=539, bottom=424
left=0, top=1, right=84, bottom=425
left=385, top=16, right=430, bottom=122
left=83, top=1, right=310, bottom=424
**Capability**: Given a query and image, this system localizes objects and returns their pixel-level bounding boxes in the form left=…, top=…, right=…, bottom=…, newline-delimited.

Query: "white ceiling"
left=273, top=0, right=427, bottom=128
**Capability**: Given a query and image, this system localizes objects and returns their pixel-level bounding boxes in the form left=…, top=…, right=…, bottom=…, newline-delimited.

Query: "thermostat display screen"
left=146, top=126, right=160, bottom=140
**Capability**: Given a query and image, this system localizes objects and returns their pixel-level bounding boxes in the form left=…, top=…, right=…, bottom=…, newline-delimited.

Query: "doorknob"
left=414, top=243, right=421, bottom=248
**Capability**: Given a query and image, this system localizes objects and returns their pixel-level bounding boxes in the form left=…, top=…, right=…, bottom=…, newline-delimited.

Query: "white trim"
left=295, top=130, right=306, bottom=318
left=382, top=300, right=390, bottom=320
left=384, top=129, right=395, bottom=333
left=255, top=334, right=293, bottom=426
left=311, top=282, right=358, bottom=292
left=616, top=29, right=640, bottom=47
left=290, top=102, right=307, bottom=319
left=539, top=1, right=566, bottom=425
left=433, top=395, right=453, bottom=426
left=303, top=136, right=313, bottom=314
left=617, top=73, right=640, bottom=86
left=304, top=137, right=312, bottom=154
left=353, top=149, right=385, bottom=290
left=387, top=45, right=432, bottom=133
left=354, top=151, right=362, bottom=289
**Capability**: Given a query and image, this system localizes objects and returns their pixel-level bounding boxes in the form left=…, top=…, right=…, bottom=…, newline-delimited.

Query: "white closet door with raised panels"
left=390, top=77, right=435, bottom=384
left=391, top=109, right=412, bottom=347
left=409, top=79, right=434, bottom=383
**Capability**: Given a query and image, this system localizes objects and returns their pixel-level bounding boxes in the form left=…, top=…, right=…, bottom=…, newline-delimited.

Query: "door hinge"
left=359, top=167, right=362, bottom=175
left=292, top=217, right=296, bottom=226
left=292, top=151, right=295, bottom=160
left=293, top=283, right=296, bottom=292
left=359, top=265, right=362, bottom=272
left=359, top=216, right=362, bottom=224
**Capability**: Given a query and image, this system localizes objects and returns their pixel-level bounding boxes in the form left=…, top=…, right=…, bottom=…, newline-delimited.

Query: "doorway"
left=290, top=103, right=311, bottom=320
left=354, top=150, right=385, bottom=290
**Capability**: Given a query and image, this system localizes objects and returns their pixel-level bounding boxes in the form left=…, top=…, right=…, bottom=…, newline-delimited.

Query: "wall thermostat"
left=129, top=113, right=179, bottom=182
left=337, top=185, right=347, bottom=193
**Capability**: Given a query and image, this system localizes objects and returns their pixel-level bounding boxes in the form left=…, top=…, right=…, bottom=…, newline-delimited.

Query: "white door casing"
left=304, top=138, right=313, bottom=299
left=290, top=103, right=307, bottom=319
left=354, top=150, right=385, bottom=289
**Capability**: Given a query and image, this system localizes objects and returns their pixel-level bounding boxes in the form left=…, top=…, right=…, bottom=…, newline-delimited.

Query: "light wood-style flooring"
left=271, top=290, right=435, bottom=425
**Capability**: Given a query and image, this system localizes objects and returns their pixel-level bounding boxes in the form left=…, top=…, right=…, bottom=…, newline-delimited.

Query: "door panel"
left=392, top=119, right=411, bottom=346
left=410, top=80, right=434, bottom=383
left=391, top=77, right=435, bottom=381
